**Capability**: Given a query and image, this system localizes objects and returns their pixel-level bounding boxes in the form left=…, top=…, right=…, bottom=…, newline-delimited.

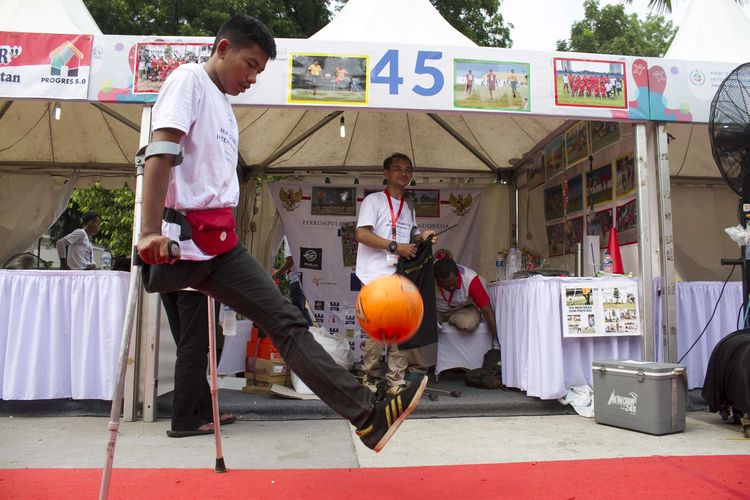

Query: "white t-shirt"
left=355, top=191, right=418, bottom=285
left=56, top=228, right=95, bottom=269
left=152, top=63, right=239, bottom=261
left=281, top=236, right=300, bottom=284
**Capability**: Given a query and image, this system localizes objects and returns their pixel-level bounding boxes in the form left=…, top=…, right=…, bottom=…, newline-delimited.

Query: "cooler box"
left=592, top=360, right=687, bottom=435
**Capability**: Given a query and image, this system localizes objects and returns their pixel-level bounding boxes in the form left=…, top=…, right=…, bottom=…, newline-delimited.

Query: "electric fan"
left=2, top=252, right=48, bottom=269
left=705, top=62, right=750, bottom=438
left=709, top=62, right=750, bottom=299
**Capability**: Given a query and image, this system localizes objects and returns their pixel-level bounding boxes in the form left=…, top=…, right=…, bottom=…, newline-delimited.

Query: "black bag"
left=396, top=238, right=437, bottom=349
left=465, top=348, right=502, bottom=389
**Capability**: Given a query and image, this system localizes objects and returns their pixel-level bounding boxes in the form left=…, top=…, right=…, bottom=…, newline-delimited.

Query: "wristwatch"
left=388, top=241, right=398, bottom=254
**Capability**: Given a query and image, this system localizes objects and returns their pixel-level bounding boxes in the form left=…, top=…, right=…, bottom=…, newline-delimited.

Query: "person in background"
left=355, top=152, right=437, bottom=395
left=434, top=257, right=498, bottom=342
left=273, top=235, right=313, bottom=326
left=56, top=211, right=100, bottom=270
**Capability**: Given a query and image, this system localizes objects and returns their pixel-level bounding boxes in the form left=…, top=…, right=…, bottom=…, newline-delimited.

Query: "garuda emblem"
left=448, top=193, right=473, bottom=216
left=279, top=187, right=303, bottom=211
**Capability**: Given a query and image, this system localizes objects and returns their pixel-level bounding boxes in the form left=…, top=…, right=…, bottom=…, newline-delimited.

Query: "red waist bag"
left=185, top=207, right=237, bottom=255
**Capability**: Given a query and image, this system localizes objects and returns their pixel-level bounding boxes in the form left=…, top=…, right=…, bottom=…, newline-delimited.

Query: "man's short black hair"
left=383, top=152, right=413, bottom=170
left=212, top=14, right=277, bottom=60
left=82, top=211, right=100, bottom=225
left=434, top=258, right=458, bottom=280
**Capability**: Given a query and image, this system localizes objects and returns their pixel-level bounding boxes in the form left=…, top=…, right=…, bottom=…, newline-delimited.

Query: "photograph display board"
left=561, top=280, right=641, bottom=338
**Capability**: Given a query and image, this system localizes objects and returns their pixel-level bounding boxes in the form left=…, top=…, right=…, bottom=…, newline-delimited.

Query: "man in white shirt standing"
left=56, top=211, right=100, bottom=270
left=355, top=153, right=437, bottom=395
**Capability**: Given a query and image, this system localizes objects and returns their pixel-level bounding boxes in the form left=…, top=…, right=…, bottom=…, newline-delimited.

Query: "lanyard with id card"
left=385, top=190, right=404, bottom=266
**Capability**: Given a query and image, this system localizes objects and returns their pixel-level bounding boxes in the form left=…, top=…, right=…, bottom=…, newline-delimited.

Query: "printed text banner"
left=0, top=32, right=92, bottom=99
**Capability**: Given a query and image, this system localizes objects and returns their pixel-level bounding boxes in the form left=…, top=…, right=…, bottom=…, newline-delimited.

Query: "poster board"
left=561, top=280, right=641, bottom=337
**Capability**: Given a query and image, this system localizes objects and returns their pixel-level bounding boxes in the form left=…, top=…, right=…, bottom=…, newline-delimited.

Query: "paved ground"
left=1, top=410, right=747, bottom=471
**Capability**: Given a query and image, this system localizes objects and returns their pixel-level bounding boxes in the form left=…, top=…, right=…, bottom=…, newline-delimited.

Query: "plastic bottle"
left=101, top=249, right=112, bottom=270
left=602, top=251, right=613, bottom=274
left=222, top=305, right=237, bottom=336
left=495, top=251, right=506, bottom=281
left=506, top=247, right=521, bottom=279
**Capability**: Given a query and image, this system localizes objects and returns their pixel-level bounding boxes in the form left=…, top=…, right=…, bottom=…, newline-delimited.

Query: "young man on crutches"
left=136, top=14, right=427, bottom=454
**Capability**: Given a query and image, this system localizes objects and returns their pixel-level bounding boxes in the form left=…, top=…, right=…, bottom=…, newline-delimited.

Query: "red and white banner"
left=0, top=32, right=92, bottom=99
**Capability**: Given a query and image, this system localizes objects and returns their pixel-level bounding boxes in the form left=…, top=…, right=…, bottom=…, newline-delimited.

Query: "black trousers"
left=144, top=243, right=373, bottom=428
left=161, top=290, right=218, bottom=431
left=289, top=281, right=313, bottom=326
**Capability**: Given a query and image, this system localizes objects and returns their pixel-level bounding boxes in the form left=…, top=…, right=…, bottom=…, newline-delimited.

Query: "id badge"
left=386, top=252, right=399, bottom=266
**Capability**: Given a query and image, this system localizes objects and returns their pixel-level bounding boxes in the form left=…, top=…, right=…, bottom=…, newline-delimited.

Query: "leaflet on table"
left=560, top=281, right=641, bottom=338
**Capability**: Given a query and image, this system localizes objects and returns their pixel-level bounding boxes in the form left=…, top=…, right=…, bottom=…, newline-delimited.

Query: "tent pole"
left=90, top=103, right=141, bottom=132
left=655, top=123, right=677, bottom=363
left=0, top=100, right=13, bottom=121
left=634, top=123, right=658, bottom=362
left=426, top=113, right=500, bottom=175
left=252, top=111, right=343, bottom=171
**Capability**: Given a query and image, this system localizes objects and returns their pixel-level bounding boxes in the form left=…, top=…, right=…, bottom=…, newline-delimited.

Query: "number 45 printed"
left=370, top=49, right=445, bottom=97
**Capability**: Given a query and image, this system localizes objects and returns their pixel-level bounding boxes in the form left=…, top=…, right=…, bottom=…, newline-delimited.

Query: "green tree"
left=49, top=183, right=135, bottom=259
left=625, top=0, right=747, bottom=14
left=556, top=0, right=676, bottom=57
left=430, top=0, right=512, bottom=47
left=83, top=0, right=332, bottom=37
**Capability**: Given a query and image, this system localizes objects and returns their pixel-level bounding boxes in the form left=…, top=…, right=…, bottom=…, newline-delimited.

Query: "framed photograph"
left=565, top=216, right=584, bottom=255
left=132, top=42, right=212, bottom=94
left=590, top=121, right=620, bottom=153
left=289, top=53, right=369, bottom=105
left=616, top=199, right=638, bottom=245
left=586, top=163, right=613, bottom=206
left=567, top=174, right=584, bottom=214
left=454, top=59, right=530, bottom=111
left=405, top=189, right=440, bottom=217
left=546, top=222, right=565, bottom=257
left=615, top=153, right=636, bottom=198
left=565, top=121, right=589, bottom=167
left=339, top=221, right=358, bottom=267
left=544, top=135, right=565, bottom=180
left=544, top=184, right=564, bottom=221
left=554, top=57, right=627, bottom=109
left=311, top=186, right=357, bottom=216
left=587, top=208, right=613, bottom=248
left=527, top=153, right=545, bottom=190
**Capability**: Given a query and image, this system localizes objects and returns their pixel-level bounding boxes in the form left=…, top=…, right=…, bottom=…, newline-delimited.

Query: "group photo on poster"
left=565, top=121, right=589, bottom=166
left=587, top=163, right=614, bottom=205
left=133, top=42, right=212, bottom=94
left=527, top=154, right=545, bottom=190
left=454, top=59, right=530, bottom=111
left=544, top=135, right=565, bottom=179
left=616, top=154, right=636, bottom=198
left=553, top=58, right=627, bottom=109
left=616, top=199, right=638, bottom=245
left=590, top=121, right=620, bottom=153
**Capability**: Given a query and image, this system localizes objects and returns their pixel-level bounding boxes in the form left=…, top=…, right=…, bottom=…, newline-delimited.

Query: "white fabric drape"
left=0, top=270, right=129, bottom=400
left=435, top=321, right=494, bottom=377
left=0, top=173, right=78, bottom=266
left=675, top=281, right=742, bottom=389
left=490, top=276, right=642, bottom=400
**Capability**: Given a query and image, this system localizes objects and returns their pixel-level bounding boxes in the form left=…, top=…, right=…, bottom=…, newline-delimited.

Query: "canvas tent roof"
left=0, top=0, right=102, bottom=34
left=665, top=0, right=750, bottom=63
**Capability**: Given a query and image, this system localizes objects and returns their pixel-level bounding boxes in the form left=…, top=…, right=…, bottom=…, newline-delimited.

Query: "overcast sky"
left=501, top=0, right=750, bottom=51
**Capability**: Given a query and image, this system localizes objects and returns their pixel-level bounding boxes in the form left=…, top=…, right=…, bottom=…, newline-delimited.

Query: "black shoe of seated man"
left=356, top=375, right=427, bottom=452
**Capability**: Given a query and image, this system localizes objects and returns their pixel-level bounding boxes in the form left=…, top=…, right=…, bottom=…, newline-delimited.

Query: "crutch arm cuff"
left=135, top=141, right=184, bottom=166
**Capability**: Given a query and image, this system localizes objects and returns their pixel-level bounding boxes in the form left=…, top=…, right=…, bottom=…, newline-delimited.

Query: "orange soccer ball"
left=355, top=274, right=424, bottom=344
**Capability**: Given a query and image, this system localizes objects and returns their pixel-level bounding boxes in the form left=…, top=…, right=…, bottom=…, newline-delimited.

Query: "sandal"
left=166, top=423, right=214, bottom=438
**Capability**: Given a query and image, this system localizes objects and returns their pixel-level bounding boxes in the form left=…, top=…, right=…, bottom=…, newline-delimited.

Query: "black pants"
left=144, top=243, right=373, bottom=428
left=161, top=290, right=219, bottom=431
left=289, top=281, right=313, bottom=326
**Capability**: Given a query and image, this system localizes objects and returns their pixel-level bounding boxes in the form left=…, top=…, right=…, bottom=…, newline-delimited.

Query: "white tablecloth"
left=654, top=281, right=743, bottom=389
left=0, top=270, right=129, bottom=400
left=490, top=276, right=642, bottom=400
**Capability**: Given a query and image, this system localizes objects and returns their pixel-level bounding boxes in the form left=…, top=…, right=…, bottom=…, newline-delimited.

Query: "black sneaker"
left=356, top=375, right=427, bottom=452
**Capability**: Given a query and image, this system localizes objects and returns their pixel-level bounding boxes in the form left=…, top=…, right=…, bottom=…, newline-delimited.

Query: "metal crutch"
left=206, top=295, right=226, bottom=472
left=99, top=139, right=179, bottom=500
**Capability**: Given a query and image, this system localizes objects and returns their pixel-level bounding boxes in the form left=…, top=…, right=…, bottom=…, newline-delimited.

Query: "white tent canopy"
left=0, top=0, right=102, bottom=34
left=665, top=0, right=750, bottom=63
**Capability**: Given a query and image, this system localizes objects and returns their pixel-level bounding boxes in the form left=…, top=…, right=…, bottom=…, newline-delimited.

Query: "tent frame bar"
left=427, top=113, right=501, bottom=176
left=0, top=100, right=13, bottom=121
left=90, top=103, right=140, bottom=132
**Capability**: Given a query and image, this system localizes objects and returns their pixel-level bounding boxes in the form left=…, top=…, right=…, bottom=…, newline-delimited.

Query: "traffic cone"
left=608, top=227, right=624, bottom=274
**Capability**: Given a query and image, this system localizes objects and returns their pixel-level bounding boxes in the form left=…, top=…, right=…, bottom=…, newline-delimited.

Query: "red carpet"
left=1, top=456, right=749, bottom=499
